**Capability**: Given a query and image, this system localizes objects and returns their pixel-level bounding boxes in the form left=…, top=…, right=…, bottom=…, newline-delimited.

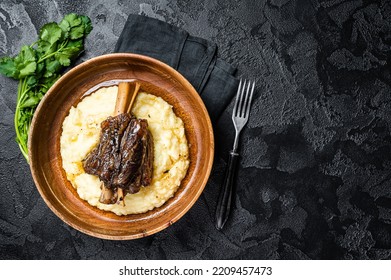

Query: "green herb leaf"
left=58, top=18, right=71, bottom=34
left=37, top=39, right=57, bottom=57
left=80, top=15, right=93, bottom=35
left=0, top=57, right=18, bottom=78
left=14, top=46, right=37, bottom=79
left=20, top=95, right=40, bottom=108
left=19, top=61, right=37, bottom=78
left=55, top=46, right=81, bottom=66
left=39, top=74, right=60, bottom=93
left=66, top=39, right=84, bottom=50
left=25, top=75, right=38, bottom=87
left=70, top=25, right=85, bottom=40
left=39, top=22, right=62, bottom=45
left=63, top=13, right=82, bottom=28
left=55, top=54, right=71, bottom=66
left=44, top=59, right=61, bottom=77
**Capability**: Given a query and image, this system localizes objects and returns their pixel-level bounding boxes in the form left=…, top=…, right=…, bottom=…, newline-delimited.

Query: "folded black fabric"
left=114, top=14, right=239, bottom=123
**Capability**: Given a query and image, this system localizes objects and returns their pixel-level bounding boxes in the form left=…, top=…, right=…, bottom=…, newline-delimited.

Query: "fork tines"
left=233, top=79, right=255, bottom=120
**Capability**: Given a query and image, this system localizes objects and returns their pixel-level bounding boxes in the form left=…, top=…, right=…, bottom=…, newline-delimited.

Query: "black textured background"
left=1, top=0, right=391, bottom=260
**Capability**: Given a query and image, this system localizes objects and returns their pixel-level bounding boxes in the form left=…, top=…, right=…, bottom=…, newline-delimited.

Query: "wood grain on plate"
left=28, top=53, right=214, bottom=240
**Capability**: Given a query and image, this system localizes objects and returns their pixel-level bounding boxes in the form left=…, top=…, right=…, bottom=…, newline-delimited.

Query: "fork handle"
left=215, top=151, right=240, bottom=230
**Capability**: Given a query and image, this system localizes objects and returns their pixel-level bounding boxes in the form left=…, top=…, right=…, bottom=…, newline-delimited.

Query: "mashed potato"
left=60, top=86, right=189, bottom=215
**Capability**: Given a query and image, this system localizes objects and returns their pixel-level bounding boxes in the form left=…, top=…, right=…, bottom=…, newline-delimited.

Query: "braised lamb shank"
left=82, top=82, right=154, bottom=206
left=83, top=113, right=153, bottom=204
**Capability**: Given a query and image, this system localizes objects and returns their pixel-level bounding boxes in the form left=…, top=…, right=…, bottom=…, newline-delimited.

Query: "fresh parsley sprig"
left=0, top=13, right=92, bottom=161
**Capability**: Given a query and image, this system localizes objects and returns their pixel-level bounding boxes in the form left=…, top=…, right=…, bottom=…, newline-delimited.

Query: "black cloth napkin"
left=114, top=14, right=239, bottom=124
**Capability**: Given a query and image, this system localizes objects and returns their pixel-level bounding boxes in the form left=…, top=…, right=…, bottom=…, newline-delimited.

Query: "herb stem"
left=37, top=39, right=69, bottom=64
left=14, top=78, right=30, bottom=161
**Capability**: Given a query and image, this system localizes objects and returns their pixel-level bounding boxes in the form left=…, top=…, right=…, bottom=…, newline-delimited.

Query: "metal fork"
left=215, top=79, right=255, bottom=230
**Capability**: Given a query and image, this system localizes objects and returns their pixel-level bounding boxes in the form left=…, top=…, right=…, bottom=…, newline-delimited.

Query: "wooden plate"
left=28, top=53, right=214, bottom=240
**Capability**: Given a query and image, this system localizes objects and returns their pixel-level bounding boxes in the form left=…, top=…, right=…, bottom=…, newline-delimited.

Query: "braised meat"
left=83, top=113, right=154, bottom=204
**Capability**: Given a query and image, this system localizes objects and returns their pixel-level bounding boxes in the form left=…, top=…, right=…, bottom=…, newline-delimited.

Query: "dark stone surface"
left=1, top=0, right=391, bottom=260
